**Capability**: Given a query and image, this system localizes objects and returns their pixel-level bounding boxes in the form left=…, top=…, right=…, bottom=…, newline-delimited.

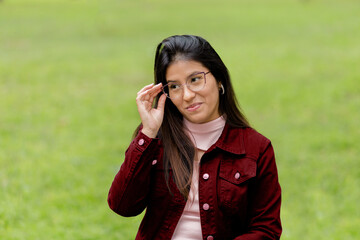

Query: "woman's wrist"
left=141, top=128, right=158, bottom=139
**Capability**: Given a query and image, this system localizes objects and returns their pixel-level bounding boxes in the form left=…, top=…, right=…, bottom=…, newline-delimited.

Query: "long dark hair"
left=136, top=35, right=250, bottom=198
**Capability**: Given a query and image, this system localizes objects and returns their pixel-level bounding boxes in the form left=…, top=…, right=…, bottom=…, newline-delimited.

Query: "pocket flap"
left=219, top=158, right=257, bottom=185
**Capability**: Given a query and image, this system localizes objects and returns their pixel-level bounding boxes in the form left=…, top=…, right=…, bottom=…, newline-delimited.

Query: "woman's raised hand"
left=136, top=83, right=167, bottom=138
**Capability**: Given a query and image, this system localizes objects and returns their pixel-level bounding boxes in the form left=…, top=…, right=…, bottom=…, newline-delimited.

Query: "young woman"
left=108, top=35, right=282, bottom=239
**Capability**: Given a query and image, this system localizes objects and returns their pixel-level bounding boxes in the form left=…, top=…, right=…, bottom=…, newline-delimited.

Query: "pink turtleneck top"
left=171, top=116, right=226, bottom=240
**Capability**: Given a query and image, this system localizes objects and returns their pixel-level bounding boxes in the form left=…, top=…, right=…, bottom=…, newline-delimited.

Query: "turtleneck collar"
left=183, top=116, right=226, bottom=151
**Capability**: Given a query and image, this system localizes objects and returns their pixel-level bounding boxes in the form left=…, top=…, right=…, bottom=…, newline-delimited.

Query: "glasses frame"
left=161, top=71, right=211, bottom=99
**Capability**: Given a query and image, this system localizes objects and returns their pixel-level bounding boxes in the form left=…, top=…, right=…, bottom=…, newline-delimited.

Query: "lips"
left=186, top=103, right=202, bottom=112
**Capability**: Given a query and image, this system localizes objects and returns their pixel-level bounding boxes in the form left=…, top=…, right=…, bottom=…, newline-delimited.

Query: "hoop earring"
left=219, top=83, right=225, bottom=95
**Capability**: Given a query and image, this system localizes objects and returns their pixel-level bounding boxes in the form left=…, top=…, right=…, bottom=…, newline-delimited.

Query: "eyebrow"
left=166, top=71, right=204, bottom=83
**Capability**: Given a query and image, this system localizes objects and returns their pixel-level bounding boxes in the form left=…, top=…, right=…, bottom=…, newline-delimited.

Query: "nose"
left=182, top=85, right=195, bottom=101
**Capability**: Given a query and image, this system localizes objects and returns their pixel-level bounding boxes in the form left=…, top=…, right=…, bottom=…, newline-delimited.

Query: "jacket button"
left=203, top=203, right=210, bottom=211
left=235, top=172, right=241, bottom=179
left=207, top=235, right=214, bottom=240
left=203, top=173, right=209, bottom=180
left=138, top=139, right=145, bottom=146
left=152, top=160, right=157, bottom=165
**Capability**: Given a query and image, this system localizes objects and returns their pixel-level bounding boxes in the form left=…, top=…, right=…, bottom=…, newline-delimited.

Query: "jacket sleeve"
left=235, top=139, right=282, bottom=240
left=107, top=130, right=160, bottom=217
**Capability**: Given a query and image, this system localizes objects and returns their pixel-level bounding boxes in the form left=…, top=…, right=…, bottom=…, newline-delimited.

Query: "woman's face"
left=165, top=60, right=221, bottom=124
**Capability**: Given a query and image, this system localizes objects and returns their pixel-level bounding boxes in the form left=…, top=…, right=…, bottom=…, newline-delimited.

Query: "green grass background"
left=1, top=0, right=359, bottom=239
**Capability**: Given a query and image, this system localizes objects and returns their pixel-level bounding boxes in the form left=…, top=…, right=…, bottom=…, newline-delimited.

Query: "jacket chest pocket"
left=218, top=157, right=257, bottom=214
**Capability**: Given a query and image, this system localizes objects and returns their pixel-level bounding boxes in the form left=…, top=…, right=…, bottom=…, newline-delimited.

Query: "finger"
left=137, top=83, right=154, bottom=95
left=146, top=83, right=163, bottom=96
left=137, top=84, right=162, bottom=103
left=156, top=94, right=167, bottom=111
left=138, top=91, right=160, bottom=110
left=137, top=83, right=162, bottom=99
left=137, top=88, right=157, bottom=102
left=149, top=88, right=163, bottom=101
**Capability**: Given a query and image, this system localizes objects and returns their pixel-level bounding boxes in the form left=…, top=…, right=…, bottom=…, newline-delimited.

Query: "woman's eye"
left=191, top=76, right=201, bottom=83
left=169, top=84, right=180, bottom=90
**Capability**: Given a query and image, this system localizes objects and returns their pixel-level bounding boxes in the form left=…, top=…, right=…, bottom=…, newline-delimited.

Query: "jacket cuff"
left=133, top=130, right=158, bottom=152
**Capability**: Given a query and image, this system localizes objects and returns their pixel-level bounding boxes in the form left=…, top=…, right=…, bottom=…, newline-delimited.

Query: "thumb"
left=156, top=94, right=167, bottom=111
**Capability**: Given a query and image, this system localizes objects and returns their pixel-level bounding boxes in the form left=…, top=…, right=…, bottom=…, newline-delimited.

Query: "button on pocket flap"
left=219, top=158, right=257, bottom=185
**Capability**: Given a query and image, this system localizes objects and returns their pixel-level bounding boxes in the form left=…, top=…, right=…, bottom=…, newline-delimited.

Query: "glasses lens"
left=162, top=85, right=170, bottom=98
left=163, top=72, right=207, bottom=99
left=188, top=73, right=206, bottom=92
left=163, top=84, right=180, bottom=99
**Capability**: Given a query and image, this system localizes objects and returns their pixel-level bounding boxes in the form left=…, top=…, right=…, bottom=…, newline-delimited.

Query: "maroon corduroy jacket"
left=108, top=124, right=282, bottom=239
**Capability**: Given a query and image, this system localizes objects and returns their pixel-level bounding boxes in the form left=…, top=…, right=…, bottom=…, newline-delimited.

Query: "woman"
left=108, top=35, right=282, bottom=239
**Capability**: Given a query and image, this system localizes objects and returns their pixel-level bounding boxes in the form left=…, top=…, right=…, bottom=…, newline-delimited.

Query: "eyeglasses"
left=162, top=71, right=210, bottom=99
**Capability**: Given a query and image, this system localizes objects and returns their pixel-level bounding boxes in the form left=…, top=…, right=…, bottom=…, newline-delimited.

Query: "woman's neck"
left=183, top=116, right=226, bottom=151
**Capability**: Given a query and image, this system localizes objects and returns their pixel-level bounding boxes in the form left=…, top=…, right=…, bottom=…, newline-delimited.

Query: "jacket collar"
left=210, top=123, right=246, bottom=155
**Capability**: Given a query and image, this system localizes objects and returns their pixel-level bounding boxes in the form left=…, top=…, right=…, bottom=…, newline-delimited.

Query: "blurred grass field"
left=1, top=0, right=359, bottom=239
